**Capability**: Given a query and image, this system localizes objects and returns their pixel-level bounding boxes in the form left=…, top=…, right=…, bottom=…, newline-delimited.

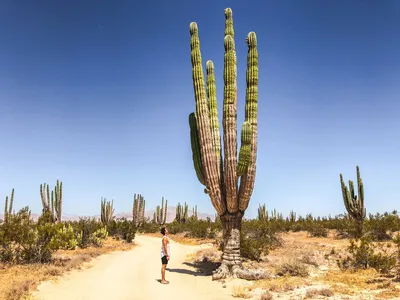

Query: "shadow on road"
left=166, top=260, right=221, bottom=277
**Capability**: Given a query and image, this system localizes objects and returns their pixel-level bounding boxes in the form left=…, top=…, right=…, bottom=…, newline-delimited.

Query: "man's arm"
left=163, top=238, right=169, bottom=259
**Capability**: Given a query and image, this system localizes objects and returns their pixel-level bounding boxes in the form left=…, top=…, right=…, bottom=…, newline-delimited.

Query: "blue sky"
left=0, top=0, right=399, bottom=219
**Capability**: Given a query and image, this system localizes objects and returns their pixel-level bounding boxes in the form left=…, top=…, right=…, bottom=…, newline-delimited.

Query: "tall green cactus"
left=101, top=197, right=114, bottom=224
left=188, top=8, right=264, bottom=280
left=132, top=193, right=145, bottom=227
left=175, top=202, right=188, bottom=224
left=3, top=188, right=14, bottom=223
left=257, top=204, right=268, bottom=221
left=340, top=166, right=365, bottom=236
left=155, top=197, right=168, bottom=225
left=40, top=180, right=63, bottom=223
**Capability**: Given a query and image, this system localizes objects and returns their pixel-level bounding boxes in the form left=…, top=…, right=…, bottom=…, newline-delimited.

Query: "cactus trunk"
left=188, top=8, right=265, bottom=280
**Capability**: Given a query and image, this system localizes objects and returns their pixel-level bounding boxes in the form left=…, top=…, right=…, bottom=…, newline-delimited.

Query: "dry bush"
left=259, top=290, right=273, bottom=300
left=275, top=260, right=309, bottom=277
left=305, top=287, right=334, bottom=298
left=232, top=285, right=251, bottom=298
left=300, top=254, right=319, bottom=267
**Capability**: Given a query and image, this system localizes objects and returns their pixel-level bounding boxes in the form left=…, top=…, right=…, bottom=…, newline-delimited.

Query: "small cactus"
left=340, top=165, right=365, bottom=236
left=155, top=197, right=168, bottom=225
left=4, top=188, right=14, bottom=223
left=101, top=197, right=115, bottom=224
left=40, top=180, right=63, bottom=223
left=132, top=194, right=145, bottom=227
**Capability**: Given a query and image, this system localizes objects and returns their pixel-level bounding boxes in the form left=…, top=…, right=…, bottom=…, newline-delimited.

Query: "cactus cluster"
left=340, top=166, right=366, bottom=222
left=101, top=197, right=115, bottom=224
left=132, top=193, right=145, bottom=227
left=257, top=204, right=267, bottom=221
left=40, top=180, right=63, bottom=223
left=3, top=188, right=14, bottom=223
left=175, top=202, right=189, bottom=224
left=188, top=7, right=259, bottom=217
left=153, top=197, right=168, bottom=225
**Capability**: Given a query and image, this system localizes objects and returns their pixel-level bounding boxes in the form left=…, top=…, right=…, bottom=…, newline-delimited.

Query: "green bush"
left=306, top=222, right=328, bottom=237
left=240, top=220, right=282, bottom=261
left=337, top=236, right=397, bottom=274
left=0, top=209, right=57, bottom=264
left=49, top=223, right=77, bottom=250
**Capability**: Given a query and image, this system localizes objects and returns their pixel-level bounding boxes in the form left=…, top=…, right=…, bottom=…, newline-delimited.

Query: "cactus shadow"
left=170, top=260, right=221, bottom=276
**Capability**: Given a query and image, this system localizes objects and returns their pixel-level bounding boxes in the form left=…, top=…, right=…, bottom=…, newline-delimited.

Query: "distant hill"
left=0, top=206, right=215, bottom=223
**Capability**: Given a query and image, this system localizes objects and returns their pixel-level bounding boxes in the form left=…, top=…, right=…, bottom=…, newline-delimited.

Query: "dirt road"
left=32, top=235, right=236, bottom=300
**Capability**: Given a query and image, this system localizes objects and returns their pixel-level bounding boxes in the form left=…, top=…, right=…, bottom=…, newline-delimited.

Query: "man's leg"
left=161, top=264, right=167, bottom=283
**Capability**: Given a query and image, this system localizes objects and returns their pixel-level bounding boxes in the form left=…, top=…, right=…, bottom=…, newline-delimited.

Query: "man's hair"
left=160, top=227, right=166, bottom=235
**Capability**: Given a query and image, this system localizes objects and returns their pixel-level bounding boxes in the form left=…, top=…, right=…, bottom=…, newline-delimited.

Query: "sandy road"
left=32, top=235, right=235, bottom=300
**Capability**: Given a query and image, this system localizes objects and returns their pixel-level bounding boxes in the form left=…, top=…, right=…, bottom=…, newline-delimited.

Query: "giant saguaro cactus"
left=340, top=166, right=366, bottom=236
left=188, top=8, right=265, bottom=280
left=132, top=193, right=145, bottom=227
left=40, top=180, right=63, bottom=223
left=3, top=188, right=14, bottom=223
left=101, top=197, right=115, bottom=224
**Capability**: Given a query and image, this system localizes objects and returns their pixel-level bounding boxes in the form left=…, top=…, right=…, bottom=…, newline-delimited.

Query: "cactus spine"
left=340, top=166, right=365, bottom=235
left=4, top=188, right=14, bottom=223
left=189, top=8, right=264, bottom=280
left=132, top=194, right=145, bottom=227
left=101, top=197, right=115, bottom=224
left=155, top=197, right=168, bottom=225
left=40, top=180, right=63, bottom=223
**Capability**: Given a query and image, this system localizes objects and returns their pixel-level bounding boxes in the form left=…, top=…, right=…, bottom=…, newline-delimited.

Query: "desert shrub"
left=140, top=220, right=160, bottom=233
left=275, top=260, right=309, bottom=277
left=305, top=222, right=328, bottom=237
left=335, top=215, right=362, bottom=239
left=0, top=209, right=58, bottom=264
left=185, top=220, right=218, bottom=239
left=305, top=288, right=334, bottom=298
left=337, top=236, right=397, bottom=274
left=167, top=220, right=187, bottom=234
left=240, top=220, right=282, bottom=261
left=49, top=223, right=77, bottom=250
left=90, top=227, right=108, bottom=246
left=71, top=217, right=106, bottom=248
left=259, top=291, right=273, bottom=300
left=112, top=218, right=136, bottom=243
left=364, top=212, right=400, bottom=241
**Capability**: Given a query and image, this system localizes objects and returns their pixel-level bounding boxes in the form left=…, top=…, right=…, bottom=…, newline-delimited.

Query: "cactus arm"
left=189, top=113, right=206, bottom=185
left=189, top=22, right=225, bottom=216
left=9, top=188, right=14, bottom=215
left=237, top=121, right=252, bottom=176
left=206, top=60, right=223, bottom=180
left=163, top=199, right=168, bottom=225
left=58, top=180, right=62, bottom=221
left=4, top=196, right=8, bottom=222
left=356, top=165, right=365, bottom=218
left=222, top=8, right=239, bottom=214
left=238, top=31, right=259, bottom=212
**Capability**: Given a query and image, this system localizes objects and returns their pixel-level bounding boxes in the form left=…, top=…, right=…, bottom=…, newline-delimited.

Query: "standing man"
left=160, top=227, right=170, bottom=284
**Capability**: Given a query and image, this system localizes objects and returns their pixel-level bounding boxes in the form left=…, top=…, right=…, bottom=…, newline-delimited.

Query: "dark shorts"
left=161, top=255, right=168, bottom=265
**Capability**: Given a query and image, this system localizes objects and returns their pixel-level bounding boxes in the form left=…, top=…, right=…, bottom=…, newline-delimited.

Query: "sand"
left=31, top=235, right=236, bottom=300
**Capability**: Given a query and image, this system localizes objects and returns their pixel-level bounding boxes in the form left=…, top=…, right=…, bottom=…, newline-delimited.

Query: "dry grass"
left=232, top=285, right=251, bottom=298
left=259, top=290, right=273, bottom=300
left=0, top=238, right=134, bottom=300
left=251, top=275, right=311, bottom=293
left=304, top=287, right=334, bottom=298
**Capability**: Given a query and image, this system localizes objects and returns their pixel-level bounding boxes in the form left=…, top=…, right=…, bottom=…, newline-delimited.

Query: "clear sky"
left=0, top=0, right=399, bottom=219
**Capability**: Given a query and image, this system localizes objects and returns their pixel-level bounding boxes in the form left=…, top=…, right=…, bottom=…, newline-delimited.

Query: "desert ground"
left=10, top=231, right=398, bottom=300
